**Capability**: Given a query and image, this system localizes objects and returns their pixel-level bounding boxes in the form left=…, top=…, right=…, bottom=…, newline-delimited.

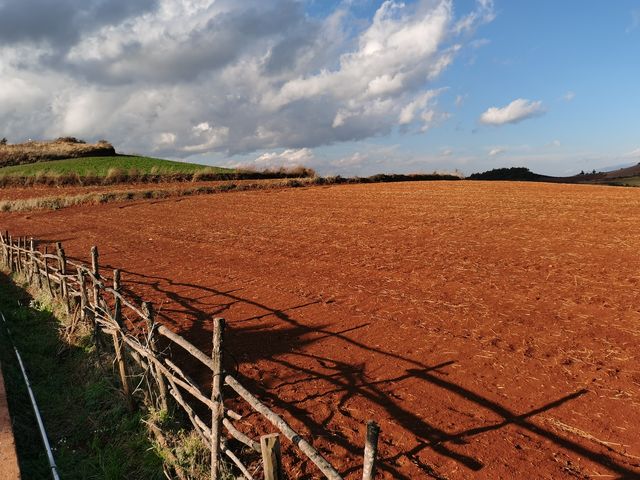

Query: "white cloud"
left=479, top=98, right=545, bottom=126
left=253, top=148, right=315, bottom=168
left=549, top=139, right=561, bottom=147
left=488, top=146, right=506, bottom=156
left=0, top=0, right=495, bottom=164
left=181, top=123, right=229, bottom=153
left=398, top=89, right=445, bottom=125
left=563, top=91, right=575, bottom=102
left=453, top=0, right=495, bottom=34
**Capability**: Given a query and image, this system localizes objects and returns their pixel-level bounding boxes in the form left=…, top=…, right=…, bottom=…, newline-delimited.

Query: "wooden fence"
left=0, top=231, right=380, bottom=480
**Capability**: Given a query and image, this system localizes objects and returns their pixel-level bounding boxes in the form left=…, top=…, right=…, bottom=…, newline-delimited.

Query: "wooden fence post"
left=362, top=421, right=380, bottom=480
left=22, top=237, right=27, bottom=274
left=90, top=246, right=101, bottom=345
left=0, top=231, right=6, bottom=267
left=78, top=270, right=88, bottom=321
left=112, top=269, right=133, bottom=412
left=56, top=242, right=70, bottom=313
left=16, top=237, right=21, bottom=273
left=261, top=433, right=282, bottom=480
left=43, top=246, right=53, bottom=297
left=16, top=237, right=22, bottom=273
left=30, top=238, right=41, bottom=288
left=17, top=236, right=22, bottom=272
left=3, top=231, right=8, bottom=268
left=9, top=235, right=14, bottom=272
left=20, top=237, right=26, bottom=273
left=113, top=269, right=122, bottom=325
left=91, top=245, right=100, bottom=305
left=143, top=302, right=169, bottom=412
left=211, top=317, right=225, bottom=480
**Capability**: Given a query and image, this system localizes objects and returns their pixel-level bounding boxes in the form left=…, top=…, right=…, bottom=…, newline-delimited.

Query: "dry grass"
left=0, top=178, right=314, bottom=212
left=0, top=138, right=115, bottom=167
left=0, top=173, right=462, bottom=213
left=0, top=164, right=317, bottom=187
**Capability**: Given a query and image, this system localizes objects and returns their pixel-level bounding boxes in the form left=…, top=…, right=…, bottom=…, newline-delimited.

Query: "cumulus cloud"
left=0, top=0, right=158, bottom=48
left=488, top=146, right=506, bottom=156
left=253, top=148, right=315, bottom=167
left=0, top=0, right=495, bottom=160
left=479, top=98, right=545, bottom=126
left=563, top=91, right=576, bottom=102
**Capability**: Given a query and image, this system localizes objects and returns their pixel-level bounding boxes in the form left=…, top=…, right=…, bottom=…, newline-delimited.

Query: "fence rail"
left=0, top=231, right=380, bottom=480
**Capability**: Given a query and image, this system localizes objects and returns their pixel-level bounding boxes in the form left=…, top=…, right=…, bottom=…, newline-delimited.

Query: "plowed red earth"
left=1, top=181, right=639, bottom=479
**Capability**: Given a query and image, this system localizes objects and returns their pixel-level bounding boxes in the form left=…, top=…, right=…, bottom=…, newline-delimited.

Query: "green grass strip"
left=0, top=273, right=165, bottom=479
left=0, top=155, right=233, bottom=178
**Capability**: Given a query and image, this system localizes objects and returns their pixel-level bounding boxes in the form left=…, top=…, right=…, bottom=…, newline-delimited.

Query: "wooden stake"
left=8, top=235, right=13, bottom=272
left=15, top=237, right=20, bottom=272
left=113, top=269, right=122, bottom=327
left=15, top=236, right=20, bottom=272
left=56, top=242, right=70, bottom=313
left=143, top=302, right=169, bottom=411
left=0, top=231, right=6, bottom=267
left=211, top=317, right=225, bottom=480
left=78, top=270, right=88, bottom=321
left=22, top=237, right=27, bottom=274
left=21, top=237, right=26, bottom=273
left=30, top=238, right=41, bottom=288
left=91, top=246, right=100, bottom=305
left=43, top=246, right=54, bottom=298
left=111, top=269, right=133, bottom=411
left=261, top=434, right=282, bottom=480
left=16, top=237, right=22, bottom=273
left=91, top=246, right=101, bottom=346
left=362, top=421, right=380, bottom=480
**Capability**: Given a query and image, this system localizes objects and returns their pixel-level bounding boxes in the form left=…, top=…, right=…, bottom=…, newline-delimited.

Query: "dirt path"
left=1, top=181, right=639, bottom=479
left=0, top=361, right=20, bottom=479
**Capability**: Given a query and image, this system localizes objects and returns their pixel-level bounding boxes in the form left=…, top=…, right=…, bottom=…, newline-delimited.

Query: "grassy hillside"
left=0, top=155, right=232, bottom=178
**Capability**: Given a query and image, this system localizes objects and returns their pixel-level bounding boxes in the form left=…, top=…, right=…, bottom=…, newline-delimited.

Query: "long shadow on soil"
left=69, top=266, right=639, bottom=479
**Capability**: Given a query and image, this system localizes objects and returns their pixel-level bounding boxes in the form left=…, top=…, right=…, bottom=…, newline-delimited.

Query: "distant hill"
left=0, top=137, right=116, bottom=167
left=600, top=162, right=640, bottom=179
left=468, top=165, right=640, bottom=187
left=467, top=167, right=550, bottom=181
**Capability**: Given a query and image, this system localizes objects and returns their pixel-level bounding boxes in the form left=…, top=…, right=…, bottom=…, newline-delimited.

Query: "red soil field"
left=1, top=181, right=639, bottom=479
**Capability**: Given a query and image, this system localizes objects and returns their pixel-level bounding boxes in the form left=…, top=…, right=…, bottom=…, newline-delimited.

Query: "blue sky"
left=1, top=0, right=639, bottom=175
left=295, top=0, right=640, bottom=176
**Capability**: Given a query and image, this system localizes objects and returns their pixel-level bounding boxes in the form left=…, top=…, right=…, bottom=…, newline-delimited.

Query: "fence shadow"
left=74, top=267, right=639, bottom=479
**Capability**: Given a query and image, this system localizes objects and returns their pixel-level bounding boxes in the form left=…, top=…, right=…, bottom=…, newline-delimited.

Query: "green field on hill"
left=0, top=155, right=233, bottom=177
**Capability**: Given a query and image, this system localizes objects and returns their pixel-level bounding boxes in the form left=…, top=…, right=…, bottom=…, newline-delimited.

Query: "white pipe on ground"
left=0, top=311, right=60, bottom=480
